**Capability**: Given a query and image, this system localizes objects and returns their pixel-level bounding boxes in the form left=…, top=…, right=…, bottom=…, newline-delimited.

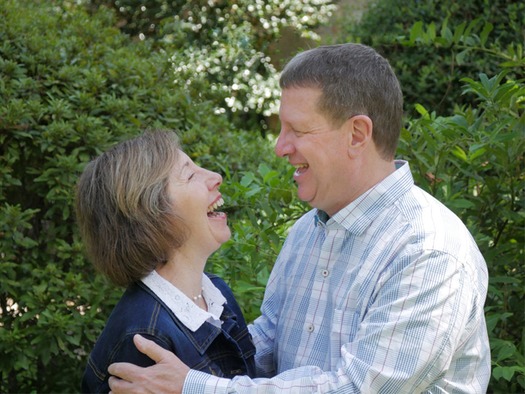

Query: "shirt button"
left=321, top=269, right=329, bottom=277
left=306, top=323, right=314, bottom=332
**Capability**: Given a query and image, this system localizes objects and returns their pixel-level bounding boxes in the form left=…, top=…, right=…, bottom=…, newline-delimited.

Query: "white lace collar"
left=141, top=270, right=226, bottom=332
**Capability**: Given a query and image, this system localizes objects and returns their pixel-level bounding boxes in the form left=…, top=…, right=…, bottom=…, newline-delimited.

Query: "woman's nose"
left=207, top=170, right=222, bottom=189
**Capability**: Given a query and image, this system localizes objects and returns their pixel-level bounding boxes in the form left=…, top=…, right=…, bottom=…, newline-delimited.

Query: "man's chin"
left=297, top=190, right=316, bottom=207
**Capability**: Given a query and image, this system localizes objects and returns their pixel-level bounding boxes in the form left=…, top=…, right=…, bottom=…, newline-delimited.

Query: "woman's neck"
left=155, top=250, right=208, bottom=309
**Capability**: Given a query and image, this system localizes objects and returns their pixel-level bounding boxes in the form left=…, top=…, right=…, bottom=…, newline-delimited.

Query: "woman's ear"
left=346, top=115, right=373, bottom=158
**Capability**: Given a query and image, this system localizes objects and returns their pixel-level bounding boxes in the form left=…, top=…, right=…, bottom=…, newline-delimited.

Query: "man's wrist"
left=182, top=369, right=231, bottom=394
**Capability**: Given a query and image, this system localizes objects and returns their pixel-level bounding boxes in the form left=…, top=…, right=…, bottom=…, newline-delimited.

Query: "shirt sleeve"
left=182, top=249, right=479, bottom=393
left=183, top=365, right=354, bottom=393
left=248, top=315, right=277, bottom=378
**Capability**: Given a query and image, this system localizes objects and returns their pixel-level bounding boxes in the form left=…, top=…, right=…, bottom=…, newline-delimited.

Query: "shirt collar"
left=316, top=160, right=414, bottom=235
left=141, top=270, right=226, bottom=332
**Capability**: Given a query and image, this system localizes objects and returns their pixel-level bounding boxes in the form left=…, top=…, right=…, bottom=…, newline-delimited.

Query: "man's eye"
left=188, top=173, right=195, bottom=181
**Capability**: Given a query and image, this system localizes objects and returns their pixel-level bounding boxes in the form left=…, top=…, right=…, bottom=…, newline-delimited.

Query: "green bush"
left=88, top=0, right=337, bottom=131
left=328, top=0, right=524, bottom=117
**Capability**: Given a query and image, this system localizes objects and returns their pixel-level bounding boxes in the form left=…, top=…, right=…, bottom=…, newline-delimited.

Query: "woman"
left=76, top=130, right=256, bottom=393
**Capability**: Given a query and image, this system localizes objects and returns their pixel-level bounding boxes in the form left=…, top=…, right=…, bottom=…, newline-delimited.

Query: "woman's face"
left=167, top=150, right=231, bottom=256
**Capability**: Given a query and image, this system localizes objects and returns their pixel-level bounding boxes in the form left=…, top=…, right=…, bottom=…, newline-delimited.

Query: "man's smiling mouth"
left=294, top=164, right=309, bottom=177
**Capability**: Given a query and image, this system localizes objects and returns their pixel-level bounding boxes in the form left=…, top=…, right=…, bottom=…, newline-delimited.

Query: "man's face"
left=275, top=87, right=353, bottom=216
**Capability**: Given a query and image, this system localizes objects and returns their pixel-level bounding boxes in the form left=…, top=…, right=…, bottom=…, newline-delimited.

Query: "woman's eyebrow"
left=177, top=161, right=189, bottom=177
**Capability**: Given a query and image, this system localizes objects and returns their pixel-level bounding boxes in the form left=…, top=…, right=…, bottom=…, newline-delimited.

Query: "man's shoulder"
left=402, top=186, right=466, bottom=229
left=397, top=186, right=483, bottom=260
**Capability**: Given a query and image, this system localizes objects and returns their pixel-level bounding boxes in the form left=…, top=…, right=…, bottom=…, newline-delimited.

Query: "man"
left=108, top=43, right=491, bottom=393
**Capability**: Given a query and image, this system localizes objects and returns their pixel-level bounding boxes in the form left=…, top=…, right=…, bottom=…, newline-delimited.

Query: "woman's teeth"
left=207, top=197, right=224, bottom=213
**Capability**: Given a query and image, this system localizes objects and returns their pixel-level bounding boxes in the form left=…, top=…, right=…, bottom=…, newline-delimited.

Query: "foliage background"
left=0, top=0, right=523, bottom=392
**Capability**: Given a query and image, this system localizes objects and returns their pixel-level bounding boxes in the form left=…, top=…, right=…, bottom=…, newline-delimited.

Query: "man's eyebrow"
left=297, top=125, right=325, bottom=134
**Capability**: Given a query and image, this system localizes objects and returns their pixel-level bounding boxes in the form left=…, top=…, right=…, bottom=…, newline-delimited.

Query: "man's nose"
left=275, top=130, right=292, bottom=158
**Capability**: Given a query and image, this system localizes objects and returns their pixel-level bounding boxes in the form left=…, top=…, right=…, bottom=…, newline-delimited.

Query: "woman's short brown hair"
left=75, top=130, right=188, bottom=287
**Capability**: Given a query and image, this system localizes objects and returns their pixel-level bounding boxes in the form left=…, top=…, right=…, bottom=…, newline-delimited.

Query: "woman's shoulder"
left=99, top=282, right=186, bottom=342
left=108, top=282, right=160, bottom=319
left=86, top=283, right=182, bottom=367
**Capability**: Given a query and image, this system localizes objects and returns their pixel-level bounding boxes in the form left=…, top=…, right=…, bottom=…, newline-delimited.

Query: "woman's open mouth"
left=207, top=197, right=225, bottom=217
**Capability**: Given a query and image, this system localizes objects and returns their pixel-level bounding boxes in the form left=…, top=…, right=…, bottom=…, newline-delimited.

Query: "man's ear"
left=346, top=115, right=373, bottom=158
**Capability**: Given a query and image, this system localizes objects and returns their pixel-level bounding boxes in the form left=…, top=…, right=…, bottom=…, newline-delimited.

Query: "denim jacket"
left=82, top=273, right=256, bottom=393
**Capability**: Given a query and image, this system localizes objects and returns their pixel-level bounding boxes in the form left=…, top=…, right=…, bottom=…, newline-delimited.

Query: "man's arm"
left=108, top=334, right=189, bottom=394
left=108, top=336, right=338, bottom=394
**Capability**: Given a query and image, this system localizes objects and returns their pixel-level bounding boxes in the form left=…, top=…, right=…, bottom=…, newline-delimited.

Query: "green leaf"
left=440, top=21, right=453, bottom=44
left=479, top=22, right=494, bottom=46
left=468, top=143, right=487, bottom=159
left=496, top=341, right=517, bottom=362
left=414, top=103, right=429, bottom=117
left=446, top=198, right=475, bottom=209
left=452, top=21, right=466, bottom=44
left=451, top=146, right=468, bottom=162
left=492, top=366, right=516, bottom=381
left=427, top=22, right=436, bottom=41
left=485, top=312, right=513, bottom=333
left=409, top=21, right=424, bottom=44
left=240, top=172, right=256, bottom=187
left=455, top=49, right=470, bottom=66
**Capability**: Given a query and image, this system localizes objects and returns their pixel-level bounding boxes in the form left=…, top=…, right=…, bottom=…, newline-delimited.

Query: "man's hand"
left=108, top=334, right=190, bottom=394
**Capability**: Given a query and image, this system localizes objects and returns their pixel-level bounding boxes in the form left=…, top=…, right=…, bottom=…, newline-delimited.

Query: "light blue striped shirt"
left=183, top=161, right=490, bottom=393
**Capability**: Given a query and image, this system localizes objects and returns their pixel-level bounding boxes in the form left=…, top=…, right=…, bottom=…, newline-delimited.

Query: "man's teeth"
left=207, top=197, right=224, bottom=213
left=294, top=164, right=308, bottom=176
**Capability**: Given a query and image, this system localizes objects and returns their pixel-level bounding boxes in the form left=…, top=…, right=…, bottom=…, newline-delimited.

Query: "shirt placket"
left=299, top=222, right=346, bottom=365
